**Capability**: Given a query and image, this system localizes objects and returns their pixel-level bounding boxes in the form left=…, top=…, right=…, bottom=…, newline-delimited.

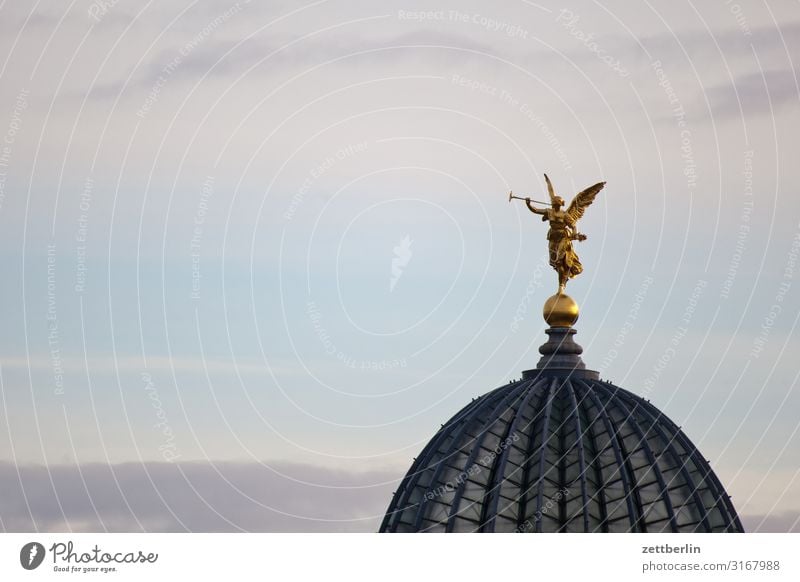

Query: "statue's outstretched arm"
left=525, top=198, right=548, bottom=216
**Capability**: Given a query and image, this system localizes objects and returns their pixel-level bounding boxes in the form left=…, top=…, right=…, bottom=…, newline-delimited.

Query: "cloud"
left=640, top=22, right=800, bottom=60
left=705, top=67, right=799, bottom=118
left=83, top=27, right=503, bottom=104
left=0, top=461, right=399, bottom=532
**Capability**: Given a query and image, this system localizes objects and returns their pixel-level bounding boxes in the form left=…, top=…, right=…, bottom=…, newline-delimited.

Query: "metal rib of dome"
left=380, top=328, right=743, bottom=533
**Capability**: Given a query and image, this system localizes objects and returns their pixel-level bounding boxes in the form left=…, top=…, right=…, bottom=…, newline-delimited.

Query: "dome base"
left=524, top=327, right=599, bottom=380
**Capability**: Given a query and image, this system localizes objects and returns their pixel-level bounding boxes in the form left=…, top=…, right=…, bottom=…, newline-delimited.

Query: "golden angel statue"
left=510, top=174, right=605, bottom=293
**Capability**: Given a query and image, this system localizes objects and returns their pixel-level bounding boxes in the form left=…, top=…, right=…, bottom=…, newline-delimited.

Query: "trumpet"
left=508, top=191, right=551, bottom=205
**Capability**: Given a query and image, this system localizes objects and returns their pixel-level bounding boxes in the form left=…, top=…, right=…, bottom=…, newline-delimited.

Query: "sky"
left=0, top=0, right=798, bottom=532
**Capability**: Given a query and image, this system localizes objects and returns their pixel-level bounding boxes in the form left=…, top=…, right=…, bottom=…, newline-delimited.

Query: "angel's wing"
left=566, top=181, right=605, bottom=223
left=544, top=174, right=557, bottom=204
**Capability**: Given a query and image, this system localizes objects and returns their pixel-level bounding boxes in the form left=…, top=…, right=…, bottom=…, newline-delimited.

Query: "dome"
left=380, top=327, right=743, bottom=533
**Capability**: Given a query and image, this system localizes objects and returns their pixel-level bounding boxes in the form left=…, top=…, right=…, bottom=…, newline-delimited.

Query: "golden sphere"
left=543, top=293, right=579, bottom=327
